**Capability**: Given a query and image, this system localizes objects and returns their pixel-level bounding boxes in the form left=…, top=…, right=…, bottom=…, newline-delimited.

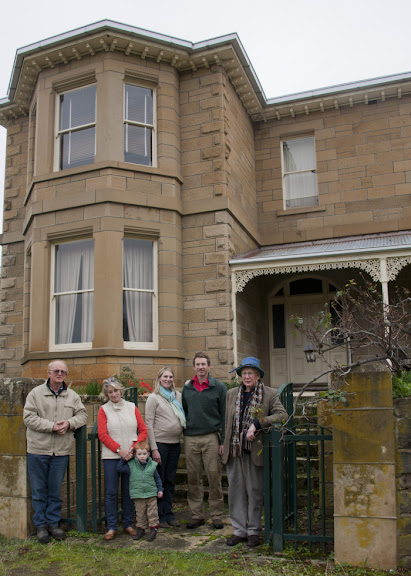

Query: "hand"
left=152, top=449, right=161, bottom=465
left=218, top=445, right=224, bottom=456
left=246, top=423, right=257, bottom=442
left=158, top=491, right=163, bottom=498
left=118, top=448, right=133, bottom=460
left=53, top=420, right=69, bottom=435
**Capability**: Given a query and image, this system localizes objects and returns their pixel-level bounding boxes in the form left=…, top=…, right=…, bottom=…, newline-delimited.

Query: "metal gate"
left=263, top=382, right=334, bottom=551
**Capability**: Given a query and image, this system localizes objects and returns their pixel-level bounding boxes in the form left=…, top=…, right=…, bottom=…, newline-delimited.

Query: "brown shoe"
left=186, top=519, right=205, bottom=529
left=247, top=534, right=260, bottom=547
left=103, top=530, right=116, bottom=541
left=167, top=520, right=180, bottom=527
left=158, top=521, right=170, bottom=529
left=212, top=520, right=224, bottom=529
left=124, top=526, right=137, bottom=536
left=226, top=534, right=247, bottom=546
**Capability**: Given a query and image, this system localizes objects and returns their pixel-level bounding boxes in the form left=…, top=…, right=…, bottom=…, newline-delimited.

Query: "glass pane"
left=285, top=172, right=318, bottom=207
left=55, top=240, right=94, bottom=293
left=124, top=124, right=152, bottom=166
left=123, top=291, right=153, bottom=343
left=55, top=293, right=94, bottom=344
left=123, top=238, right=153, bottom=290
left=60, top=85, right=96, bottom=130
left=290, top=278, right=322, bottom=295
left=60, top=126, right=95, bottom=169
left=283, top=137, right=315, bottom=172
left=272, top=304, right=285, bottom=349
left=125, top=85, right=153, bottom=124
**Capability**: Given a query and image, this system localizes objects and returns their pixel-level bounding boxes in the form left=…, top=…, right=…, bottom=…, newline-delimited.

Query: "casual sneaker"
left=132, top=528, right=145, bottom=541
left=146, top=528, right=158, bottom=542
left=37, top=527, right=50, bottom=544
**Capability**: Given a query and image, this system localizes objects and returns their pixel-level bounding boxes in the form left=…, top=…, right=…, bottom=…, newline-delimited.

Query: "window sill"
left=21, top=348, right=184, bottom=364
left=277, top=206, right=326, bottom=217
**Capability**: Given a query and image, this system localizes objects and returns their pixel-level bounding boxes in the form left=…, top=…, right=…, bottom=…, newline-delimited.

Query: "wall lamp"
left=304, top=343, right=317, bottom=363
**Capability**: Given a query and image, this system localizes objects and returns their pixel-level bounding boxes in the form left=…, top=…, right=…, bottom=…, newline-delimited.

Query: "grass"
left=0, top=534, right=406, bottom=576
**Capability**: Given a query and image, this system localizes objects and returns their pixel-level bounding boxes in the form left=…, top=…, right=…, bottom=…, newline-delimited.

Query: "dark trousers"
left=103, top=459, right=134, bottom=531
left=156, top=442, right=181, bottom=523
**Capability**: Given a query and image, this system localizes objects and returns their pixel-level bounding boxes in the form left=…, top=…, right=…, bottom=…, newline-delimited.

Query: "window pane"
left=60, top=85, right=96, bottom=130
left=283, top=137, right=315, bottom=172
left=123, top=292, right=153, bottom=343
left=272, top=304, right=285, bottom=349
left=124, top=124, right=152, bottom=166
left=290, top=278, right=322, bottom=295
left=60, top=127, right=95, bottom=169
left=285, top=172, right=318, bottom=207
left=125, top=85, right=153, bottom=124
left=54, top=240, right=94, bottom=345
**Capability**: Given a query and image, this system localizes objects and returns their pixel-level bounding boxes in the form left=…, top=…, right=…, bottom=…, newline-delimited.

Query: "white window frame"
left=123, top=83, right=157, bottom=167
left=53, top=84, right=96, bottom=171
left=281, top=136, right=318, bottom=210
left=123, top=237, right=158, bottom=350
left=49, top=239, right=94, bottom=352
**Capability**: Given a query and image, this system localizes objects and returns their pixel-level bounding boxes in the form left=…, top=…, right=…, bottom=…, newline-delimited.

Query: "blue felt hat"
left=229, top=356, right=264, bottom=378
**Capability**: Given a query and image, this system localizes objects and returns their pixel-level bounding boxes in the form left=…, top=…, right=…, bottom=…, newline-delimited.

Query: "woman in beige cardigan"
left=145, top=367, right=186, bottom=529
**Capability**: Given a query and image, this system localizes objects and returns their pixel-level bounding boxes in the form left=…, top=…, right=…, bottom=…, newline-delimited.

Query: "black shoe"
left=146, top=528, right=158, bottom=542
left=247, top=534, right=260, bottom=547
left=212, top=520, right=224, bottom=529
left=37, top=527, right=50, bottom=544
left=186, top=519, right=205, bottom=529
left=226, top=534, right=247, bottom=546
left=132, top=528, right=145, bottom=541
left=48, top=525, right=66, bottom=541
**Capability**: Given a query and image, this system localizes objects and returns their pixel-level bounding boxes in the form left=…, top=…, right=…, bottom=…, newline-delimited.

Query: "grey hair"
left=102, top=376, right=124, bottom=400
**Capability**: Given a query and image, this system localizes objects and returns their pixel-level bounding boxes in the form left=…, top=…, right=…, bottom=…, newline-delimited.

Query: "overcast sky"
left=1, top=0, right=411, bottom=234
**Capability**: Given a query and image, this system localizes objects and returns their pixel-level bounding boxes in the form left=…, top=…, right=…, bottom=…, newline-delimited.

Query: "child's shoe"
left=132, top=528, right=145, bottom=541
left=146, top=528, right=158, bottom=542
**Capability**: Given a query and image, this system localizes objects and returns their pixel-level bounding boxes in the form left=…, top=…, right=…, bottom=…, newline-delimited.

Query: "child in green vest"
left=119, top=440, right=163, bottom=541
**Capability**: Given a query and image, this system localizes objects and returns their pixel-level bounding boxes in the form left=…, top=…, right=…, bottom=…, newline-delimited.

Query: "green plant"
left=392, top=371, right=411, bottom=398
left=115, top=366, right=153, bottom=395
left=76, top=379, right=102, bottom=396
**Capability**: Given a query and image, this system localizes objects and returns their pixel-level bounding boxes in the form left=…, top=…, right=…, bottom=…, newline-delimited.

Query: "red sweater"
left=97, top=405, right=148, bottom=454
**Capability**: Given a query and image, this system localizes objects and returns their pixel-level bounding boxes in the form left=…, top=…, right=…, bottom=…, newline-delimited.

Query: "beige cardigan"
left=145, top=391, right=183, bottom=450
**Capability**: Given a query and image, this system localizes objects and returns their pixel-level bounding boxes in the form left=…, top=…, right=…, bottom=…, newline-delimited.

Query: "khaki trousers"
left=184, top=433, right=224, bottom=521
left=134, top=496, right=159, bottom=529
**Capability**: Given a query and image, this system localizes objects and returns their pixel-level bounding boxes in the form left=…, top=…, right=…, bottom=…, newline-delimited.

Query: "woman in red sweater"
left=97, top=376, right=147, bottom=540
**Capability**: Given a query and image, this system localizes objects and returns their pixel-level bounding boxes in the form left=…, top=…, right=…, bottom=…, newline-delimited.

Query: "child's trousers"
left=134, top=496, right=159, bottom=529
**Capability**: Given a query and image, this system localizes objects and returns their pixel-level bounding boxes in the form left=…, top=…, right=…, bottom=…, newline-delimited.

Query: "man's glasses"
left=51, top=369, right=67, bottom=375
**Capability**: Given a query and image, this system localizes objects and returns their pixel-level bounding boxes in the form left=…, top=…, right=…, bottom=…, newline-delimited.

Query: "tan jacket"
left=23, top=381, right=87, bottom=456
left=222, top=385, right=287, bottom=467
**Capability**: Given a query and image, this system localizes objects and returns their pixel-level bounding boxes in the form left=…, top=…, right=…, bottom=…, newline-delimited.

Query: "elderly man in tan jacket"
left=23, top=360, right=87, bottom=543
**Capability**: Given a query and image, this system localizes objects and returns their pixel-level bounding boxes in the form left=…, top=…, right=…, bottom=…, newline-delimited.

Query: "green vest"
left=128, top=457, right=158, bottom=499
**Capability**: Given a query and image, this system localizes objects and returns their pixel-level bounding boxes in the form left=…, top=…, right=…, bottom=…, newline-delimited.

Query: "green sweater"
left=182, top=376, right=226, bottom=441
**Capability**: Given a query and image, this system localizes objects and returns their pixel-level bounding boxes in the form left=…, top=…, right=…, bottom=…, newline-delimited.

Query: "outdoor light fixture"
left=304, top=343, right=316, bottom=363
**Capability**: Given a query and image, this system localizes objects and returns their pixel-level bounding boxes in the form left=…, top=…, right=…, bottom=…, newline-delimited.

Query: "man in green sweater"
left=182, top=352, right=227, bottom=529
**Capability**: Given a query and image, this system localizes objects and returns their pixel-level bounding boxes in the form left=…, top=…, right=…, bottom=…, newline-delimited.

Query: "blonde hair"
left=102, top=376, right=124, bottom=401
left=154, top=366, right=175, bottom=394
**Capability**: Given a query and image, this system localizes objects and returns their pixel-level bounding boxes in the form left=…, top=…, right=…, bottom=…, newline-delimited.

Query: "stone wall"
left=394, top=397, right=411, bottom=569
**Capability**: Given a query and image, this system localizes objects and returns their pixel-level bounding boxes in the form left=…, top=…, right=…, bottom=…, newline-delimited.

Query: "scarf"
left=231, top=381, right=264, bottom=457
left=159, top=386, right=186, bottom=429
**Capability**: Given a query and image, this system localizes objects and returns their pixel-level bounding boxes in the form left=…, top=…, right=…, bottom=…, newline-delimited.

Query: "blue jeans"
left=27, top=453, right=69, bottom=528
left=103, top=459, right=134, bottom=531
left=156, top=442, right=181, bottom=523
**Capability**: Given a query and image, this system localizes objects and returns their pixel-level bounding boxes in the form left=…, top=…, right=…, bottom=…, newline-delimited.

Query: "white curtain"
left=123, top=239, right=153, bottom=343
left=283, top=137, right=318, bottom=207
left=55, top=240, right=94, bottom=344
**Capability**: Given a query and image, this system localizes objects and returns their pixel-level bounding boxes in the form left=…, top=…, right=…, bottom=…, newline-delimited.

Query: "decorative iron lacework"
left=386, top=256, right=411, bottom=281
left=234, top=259, right=381, bottom=293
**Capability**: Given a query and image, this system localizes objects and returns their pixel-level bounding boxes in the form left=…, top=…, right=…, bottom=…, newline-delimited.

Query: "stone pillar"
left=333, top=366, right=397, bottom=570
left=0, top=378, right=42, bottom=538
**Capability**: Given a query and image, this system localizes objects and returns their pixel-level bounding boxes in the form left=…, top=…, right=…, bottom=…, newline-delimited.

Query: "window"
left=56, top=85, right=96, bottom=170
left=124, top=84, right=154, bottom=166
left=123, top=238, right=157, bottom=347
left=281, top=136, right=318, bottom=209
left=51, top=240, right=94, bottom=349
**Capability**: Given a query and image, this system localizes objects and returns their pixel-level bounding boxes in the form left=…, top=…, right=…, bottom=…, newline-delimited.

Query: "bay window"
left=281, top=136, right=318, bottom=209
left=51, top=239, right=94, bottom=349
left=123, top=238, right=157, bottom=347
left=56, top=84, right=96, bottom=170
left=124, top=84, right=154, bottom=166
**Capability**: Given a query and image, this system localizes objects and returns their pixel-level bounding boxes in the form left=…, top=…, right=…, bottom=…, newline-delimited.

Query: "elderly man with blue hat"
left=222, top=356, right=287, bottom=547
